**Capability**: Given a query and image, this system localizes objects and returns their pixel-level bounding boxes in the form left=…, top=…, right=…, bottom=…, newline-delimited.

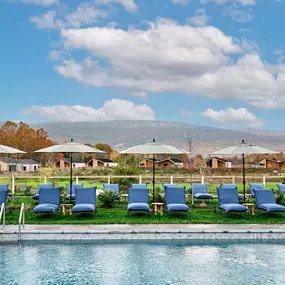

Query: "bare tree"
left=184, top=133, right=196, bottom=185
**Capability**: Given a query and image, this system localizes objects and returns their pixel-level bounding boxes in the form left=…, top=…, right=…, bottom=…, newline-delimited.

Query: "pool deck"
left=2, top=224, right=285, bottom=242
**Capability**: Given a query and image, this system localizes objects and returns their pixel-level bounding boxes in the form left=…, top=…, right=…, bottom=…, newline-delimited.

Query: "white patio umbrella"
left=210, top=139, right=279, bottom=203
left=120, top=139, right=189, bottom=200
left=34, top=139, right=106, bottom=202
left=0, top=145, right=26, bottom=154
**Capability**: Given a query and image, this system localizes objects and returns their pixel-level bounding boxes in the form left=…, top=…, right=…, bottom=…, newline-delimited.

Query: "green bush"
left=98, top=190, right=118, bottom=208
left=276, top=192, right=285, bottom=205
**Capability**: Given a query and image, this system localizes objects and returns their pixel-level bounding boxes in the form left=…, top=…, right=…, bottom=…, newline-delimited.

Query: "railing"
left=0, top=203, right=5, bottom=228
left=18, top=203, right=25, bottom=241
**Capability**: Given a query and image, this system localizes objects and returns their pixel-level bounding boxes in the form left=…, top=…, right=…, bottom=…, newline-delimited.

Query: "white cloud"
left=200, top=0, right=256, bottom=5
left=180, top=110, right=193, bottom=117
left=30, top=11, right=64, bottom=29
left=22, top=99, right=155, bottom=122
left=224, top=3, right=253, bottom=23
left=171, top=0, right=191, bottom=5
left=95, top=0, right=138, bottom=12
left=65, top=3, right=108, bottom=28
left=20, top=0, right=58, bottom=6
left=187, top=8, right=209, bottom=26
left=30, top=4, right=107, bottom=29
left=51, top=18, right=285, bottom=109
left=201, top=108, right=264, bottom=127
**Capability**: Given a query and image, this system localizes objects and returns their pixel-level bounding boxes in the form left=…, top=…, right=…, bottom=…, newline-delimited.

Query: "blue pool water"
left=1, top=241, right=285, bottom=285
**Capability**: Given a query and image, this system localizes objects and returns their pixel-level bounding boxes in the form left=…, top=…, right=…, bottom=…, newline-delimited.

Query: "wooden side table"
left=243, top=203, right=255, bottom=215
left=121, top=194, right=128, bottom=202
left=152, top=202, right=164, bottom=216
left=62, top=204, right=73, bottom=216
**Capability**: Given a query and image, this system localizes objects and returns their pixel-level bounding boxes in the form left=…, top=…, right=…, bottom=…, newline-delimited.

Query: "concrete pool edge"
left=2, top=224, right=285, bottom=242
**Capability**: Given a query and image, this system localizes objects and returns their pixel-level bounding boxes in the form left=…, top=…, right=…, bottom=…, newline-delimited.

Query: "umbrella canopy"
left=210, top=139, right=279, bottom=203
left=34, top=141, right=105, bottom=154
left=210, top=140, right=278, bottom=156
left=34, top=140, right=106, bottom=202
left=0, top=145, right=26, bottom=154
left=120, top=139, right=189, bottom=201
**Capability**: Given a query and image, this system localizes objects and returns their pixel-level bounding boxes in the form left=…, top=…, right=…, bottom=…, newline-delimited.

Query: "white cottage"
left=0, top=157, right=40, bottom=172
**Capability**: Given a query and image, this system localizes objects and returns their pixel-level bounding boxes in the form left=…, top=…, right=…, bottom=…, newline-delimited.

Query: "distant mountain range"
left=29, top=120, right=285, bottom=155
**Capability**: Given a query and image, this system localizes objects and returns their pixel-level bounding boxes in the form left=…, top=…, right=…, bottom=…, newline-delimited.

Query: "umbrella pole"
left=153, top=153, right=155, bottom=202
left=70, top=152, right=73, bottom=204
left=242, top=153, right=246, bottom=203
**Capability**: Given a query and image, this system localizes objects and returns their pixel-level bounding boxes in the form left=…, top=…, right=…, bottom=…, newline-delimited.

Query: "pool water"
left=1, top=241, right=285, bottom=285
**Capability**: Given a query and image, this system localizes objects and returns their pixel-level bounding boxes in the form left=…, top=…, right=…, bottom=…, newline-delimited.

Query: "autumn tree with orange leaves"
left=0, top=121, right=55, bottom=165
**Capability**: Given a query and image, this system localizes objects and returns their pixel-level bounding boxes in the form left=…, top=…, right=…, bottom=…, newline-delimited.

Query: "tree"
left=94, top=143, right=113, bottom=158
left=0, top=121, right=55, bottom=165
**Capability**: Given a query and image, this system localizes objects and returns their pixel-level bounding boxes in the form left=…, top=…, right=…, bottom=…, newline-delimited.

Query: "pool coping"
left=2, top=224, right=285, bottom=242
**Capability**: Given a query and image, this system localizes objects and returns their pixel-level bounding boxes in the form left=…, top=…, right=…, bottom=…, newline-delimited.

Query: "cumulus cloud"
left=187, top=8, right=209, bottom=26
left=30, top=4, right=107, bottom=29
left=95, top=0, right=138, bottom=12
left=201, top=108, right=264, bottom=127
left=53, top=18, right=285, bottom=109
left=22, top=99, right=155, bottom=122
left=20, top=0, right=58, bottom=6
left=171, top=0, right=191, bottom=5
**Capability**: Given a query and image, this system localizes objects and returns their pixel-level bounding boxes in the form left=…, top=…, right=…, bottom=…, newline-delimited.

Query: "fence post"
left=232, top=175, right=235, bottom=184
left=170, top=176, right=173, bottom=184
left=11, top=174, right=15, bottom=206
left=76, top=176, right=79, bottom=184
left=263, top=175, right=266, bottom=187
left=44, top=175, right=47, bottom=184
left=201, top=175, right=204, bottom=184
left=107, top=175, right=111, bottom=184
left=139, top=175, right=142, bottom=184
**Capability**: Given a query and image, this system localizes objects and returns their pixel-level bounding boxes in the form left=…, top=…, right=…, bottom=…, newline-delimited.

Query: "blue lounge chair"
left=66, top=183, right=83, bottom=200
left=103, top=184, right=120, bottom=200
left=162, top=184, right=178, bottom=191
left=32, top=188, right=60, bottom=214
left=127, top=188, right=150, bottom=215
left=32, top=183, right=54, bottom=200
left=132, top=184, right=148, bottom=188
left=220, top=184, right=244, bottom=200
left=249, top=183, right=265, bottom=197
left=254, top=189, right=285, bottom=213
left=217, top=187, right=247, bottom=214
left=72, top=187, right=97, bottom=213
left=164, top=186, right=190, bottom=214
left=0, top=186, right=8, bottom=210
left=192, top=184, right=213, bottom=200
left=277, top=184, right=285, bottom=194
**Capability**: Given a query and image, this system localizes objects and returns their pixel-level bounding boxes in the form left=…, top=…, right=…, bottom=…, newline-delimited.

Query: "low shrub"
left=98, top=190, right=118, bottom=208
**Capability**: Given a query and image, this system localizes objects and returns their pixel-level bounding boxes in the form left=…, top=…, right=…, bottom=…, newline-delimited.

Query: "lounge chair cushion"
left=66, top=194, right=76, bottom=200
left=277, top=184, right=285, bottom=194
left=32, top=203, right=58, bottom=213
left=166, top=203, right=190, bottom=212
left=132, top=184, right=148, bottom=189
left=219, top=203, right=247, bottom=213
left=258, top=203, right=285, bottom=212
left=249, top=184, right=265, bottom=197
left=72, top=203, right=96, bottom=213
left=128, top=203, right=150, bottom=212
left=104, top=184, right=120, bottom=200
left=32, top=194, right=40, bottom=200
left=194, top=193, right=213, bottom=199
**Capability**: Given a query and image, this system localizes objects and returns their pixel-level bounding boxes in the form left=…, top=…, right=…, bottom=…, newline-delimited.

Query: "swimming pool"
left=1, top=241, right=285, bottom=284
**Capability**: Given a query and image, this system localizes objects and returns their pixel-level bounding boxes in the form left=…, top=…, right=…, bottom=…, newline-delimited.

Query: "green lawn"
left=3, top=194, right=285, bottom=225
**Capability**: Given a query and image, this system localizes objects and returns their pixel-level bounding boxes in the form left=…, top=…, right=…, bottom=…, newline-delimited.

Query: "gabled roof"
left=61, top=158, right=85, bottom=164
left=96, top=158, right=114, bottom=163
left=159, top=157, right=182, bottom=164
left=0, top=157, right=39, bottom=164
left=206, top=157, right=228, bottom=163
left=258, top=158, right=279, bottom=163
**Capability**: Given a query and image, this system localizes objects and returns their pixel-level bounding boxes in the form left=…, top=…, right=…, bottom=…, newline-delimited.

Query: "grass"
left=3, top=193, right=285, bottom=225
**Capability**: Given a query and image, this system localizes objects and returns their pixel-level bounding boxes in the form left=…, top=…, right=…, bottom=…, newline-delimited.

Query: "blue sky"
left=1, top=0, right=285, bottom=130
